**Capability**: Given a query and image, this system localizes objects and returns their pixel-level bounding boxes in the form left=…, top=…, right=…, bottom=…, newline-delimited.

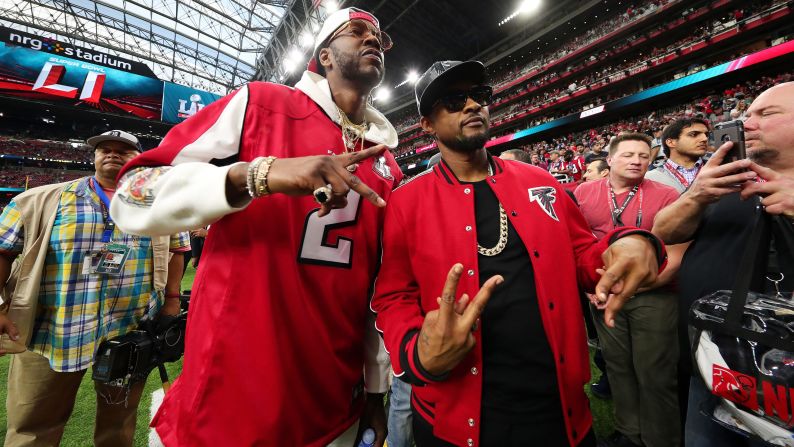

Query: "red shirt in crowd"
left=574, top=178, right=679, bottom=239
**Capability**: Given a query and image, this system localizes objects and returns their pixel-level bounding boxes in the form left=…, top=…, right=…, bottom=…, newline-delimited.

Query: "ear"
left=318, top=47, right=333, bottom=72
left=420, top=115, right=435, bottom=136
left=606, top=156, right=613, bottom=167
left=664, top=137, right=676, bottom=150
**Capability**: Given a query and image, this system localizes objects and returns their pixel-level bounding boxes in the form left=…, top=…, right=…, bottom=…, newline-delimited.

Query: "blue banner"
left=161, top=82, right=222, bottom=124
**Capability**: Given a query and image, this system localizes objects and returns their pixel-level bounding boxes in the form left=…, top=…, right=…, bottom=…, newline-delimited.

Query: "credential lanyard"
left=91, top=177, right=115, bottom=243
left=663, top=160, right=700, bottom=189
left=609, top=183, right=642, bottom=228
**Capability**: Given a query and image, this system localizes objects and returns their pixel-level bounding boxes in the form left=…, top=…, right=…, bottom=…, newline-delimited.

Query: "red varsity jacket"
left=372, top=157, right=662, bottom=447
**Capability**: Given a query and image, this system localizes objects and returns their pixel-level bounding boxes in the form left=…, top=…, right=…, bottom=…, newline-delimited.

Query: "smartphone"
left=713, top=120, right=747, bottom=164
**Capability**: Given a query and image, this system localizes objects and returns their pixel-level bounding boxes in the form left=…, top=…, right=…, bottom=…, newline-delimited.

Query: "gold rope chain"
left=477, top=203, right=508, bottom=256
left=477, top=163, right=508, bottom=257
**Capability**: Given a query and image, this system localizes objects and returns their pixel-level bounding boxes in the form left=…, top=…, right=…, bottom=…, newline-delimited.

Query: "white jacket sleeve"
left=110, top=85, right=251, bottom=236
left=111, top=163, right=250, bottom=236
left=363, top=310, right=391, bottom=394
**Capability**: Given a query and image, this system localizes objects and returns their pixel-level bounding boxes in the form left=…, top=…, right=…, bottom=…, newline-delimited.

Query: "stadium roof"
left=0, top=0, right=295, bottom=94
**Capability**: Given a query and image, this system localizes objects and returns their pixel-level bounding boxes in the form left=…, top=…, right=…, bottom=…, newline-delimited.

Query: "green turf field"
left=0, top=264, right=615, bottom=445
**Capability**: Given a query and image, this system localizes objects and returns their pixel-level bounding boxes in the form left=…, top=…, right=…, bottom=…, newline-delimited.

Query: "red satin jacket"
left=372, top=157, right=660, bottom=447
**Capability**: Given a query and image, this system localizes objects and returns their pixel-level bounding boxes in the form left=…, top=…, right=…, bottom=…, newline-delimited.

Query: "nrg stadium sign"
left=0, top=26, right=156, bottom=78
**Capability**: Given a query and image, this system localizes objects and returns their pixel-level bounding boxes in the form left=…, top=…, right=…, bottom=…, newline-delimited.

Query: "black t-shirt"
left=471, top=181, right=562, bottom=422
left=678, top=193, right=794, bottom=371
left=680, top=193, right=794, bottom=309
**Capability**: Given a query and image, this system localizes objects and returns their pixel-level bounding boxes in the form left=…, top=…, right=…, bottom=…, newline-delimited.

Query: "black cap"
left=415, top=60, right=485, bottom=116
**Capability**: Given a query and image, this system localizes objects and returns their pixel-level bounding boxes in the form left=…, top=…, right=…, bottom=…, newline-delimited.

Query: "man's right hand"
left=653, top=141, right=759, bottom=244
left=0, top=313, right=20, bottom=356
left=417, top=264, right=503, bottom=376
left=683, top=141, right=756, bottom=206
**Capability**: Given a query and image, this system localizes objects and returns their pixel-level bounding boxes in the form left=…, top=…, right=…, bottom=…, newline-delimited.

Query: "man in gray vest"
left=646, top=118, right=710, bottom=193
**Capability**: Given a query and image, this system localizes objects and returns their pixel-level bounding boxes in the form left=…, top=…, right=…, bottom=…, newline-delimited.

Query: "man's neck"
left=329, top=77, right=370, bottom=124
left=609, top=175, right=642, bottom=193
left=440, top=146, right=490, bottom=182
left=669, top=151, right=699, bottom=169
left=93, top=173, right=116, bottom=190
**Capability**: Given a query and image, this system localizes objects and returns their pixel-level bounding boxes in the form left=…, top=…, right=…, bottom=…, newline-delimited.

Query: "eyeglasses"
left=328, top=20, right=393, bottom=52
left=434, top=86, right=494, bottom=112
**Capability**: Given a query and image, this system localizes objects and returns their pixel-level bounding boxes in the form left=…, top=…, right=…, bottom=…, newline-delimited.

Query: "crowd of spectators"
left=0, top=167, right=84, bottom=189
left=391, top=0, right=786, bottom=144
left=489, top=0, right=672, bottom=88
left=0, top=136, right=94, bottom=164
left=396, top=70, right=792, bottom=175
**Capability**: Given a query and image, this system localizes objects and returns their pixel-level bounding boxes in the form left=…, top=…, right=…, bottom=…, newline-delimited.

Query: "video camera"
left=92, top=307, right=188, bottom=388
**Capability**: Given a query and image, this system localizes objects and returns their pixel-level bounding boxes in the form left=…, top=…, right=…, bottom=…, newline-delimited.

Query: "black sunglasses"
left=435, top=86, right=493, bottom=112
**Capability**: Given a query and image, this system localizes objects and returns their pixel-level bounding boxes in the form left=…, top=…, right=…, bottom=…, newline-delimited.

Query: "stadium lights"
left=499, top=0, right=542, bottom=26
left=289, top=47, right=304, bottom=63
left=394, top=70, right=420, bottom=88
left=300, top=32, right=314, bottom=48
left=373, top=87, right=391, bottom=102
left=283, top=58, right=298, bottom=73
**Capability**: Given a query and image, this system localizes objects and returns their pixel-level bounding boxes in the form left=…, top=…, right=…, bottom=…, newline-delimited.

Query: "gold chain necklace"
left=477, top=164, right=508, bottom=257
left=336, top=106, right=367, bottom=172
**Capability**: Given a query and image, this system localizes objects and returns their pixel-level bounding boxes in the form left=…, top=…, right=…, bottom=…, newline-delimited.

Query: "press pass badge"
left=82, top=250, right=103, bottom=275
left=93, top=243, right=131, bottom=275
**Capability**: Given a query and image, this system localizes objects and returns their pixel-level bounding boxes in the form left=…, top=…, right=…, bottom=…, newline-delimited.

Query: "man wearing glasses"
left=370, top=60, right=667, bottom=447
left=111, top=8, right=400, bottom=447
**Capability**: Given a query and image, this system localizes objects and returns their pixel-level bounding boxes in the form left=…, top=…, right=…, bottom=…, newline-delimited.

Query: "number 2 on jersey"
left=298, top=191, right=362, bottom=268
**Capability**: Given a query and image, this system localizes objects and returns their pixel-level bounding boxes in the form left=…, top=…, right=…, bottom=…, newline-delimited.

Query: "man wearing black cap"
left=370, top=60, right=667, bottom=447
left=0, top=130, right=189, bottom=447
left=110, top=7, right=400, bottom=447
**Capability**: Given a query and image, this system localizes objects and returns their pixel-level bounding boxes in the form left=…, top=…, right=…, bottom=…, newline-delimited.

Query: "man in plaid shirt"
left=0, top=130, right=189, bottom=447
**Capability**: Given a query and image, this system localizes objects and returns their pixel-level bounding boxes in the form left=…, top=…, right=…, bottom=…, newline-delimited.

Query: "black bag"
left=689, top=211, right=794, bottom=445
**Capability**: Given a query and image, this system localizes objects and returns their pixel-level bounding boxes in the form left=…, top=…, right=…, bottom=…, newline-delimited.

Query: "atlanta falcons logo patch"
left=528, top=187, right=559, bottom=221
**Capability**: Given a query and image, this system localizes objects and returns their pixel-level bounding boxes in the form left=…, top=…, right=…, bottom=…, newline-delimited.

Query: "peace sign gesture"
left=266, top=144, right=389, bottom=217
left=417, top=264, right=504, bottom=376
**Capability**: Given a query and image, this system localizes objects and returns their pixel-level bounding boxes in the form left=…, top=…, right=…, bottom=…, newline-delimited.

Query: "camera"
left=92, top=311, right=187, bottom=387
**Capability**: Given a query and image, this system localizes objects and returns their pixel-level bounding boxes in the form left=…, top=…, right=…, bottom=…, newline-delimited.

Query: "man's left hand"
left=740, top=163, right=794, bottom=219
left=595, top=235, right=660, bottom=328
left=358, top=392, right=386, bottom=447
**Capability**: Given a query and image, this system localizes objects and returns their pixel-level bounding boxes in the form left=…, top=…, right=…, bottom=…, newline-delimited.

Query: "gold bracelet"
left=254, top=156, right=277, bottom=197
left=246, top=157, right=265, bottom=197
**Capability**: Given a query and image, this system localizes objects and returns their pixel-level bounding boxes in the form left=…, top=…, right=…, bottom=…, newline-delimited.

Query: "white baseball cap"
left=307, top=7, right=390, bottom=74
left=86, top=130, right=143, bottom=152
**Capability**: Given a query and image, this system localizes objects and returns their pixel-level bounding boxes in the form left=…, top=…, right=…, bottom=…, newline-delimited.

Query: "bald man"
left=653, top=82, right=794, bottom=447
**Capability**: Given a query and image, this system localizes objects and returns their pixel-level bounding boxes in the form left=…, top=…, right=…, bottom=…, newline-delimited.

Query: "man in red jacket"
left=111, top=7, right=399, bottom=447
left=371, top=60, right=667, bottom=447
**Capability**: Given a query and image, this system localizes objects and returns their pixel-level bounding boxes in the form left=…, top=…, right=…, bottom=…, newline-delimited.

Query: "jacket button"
left=533, top=250, right=539, bottom=257
left=465, top=225, right=472, bottom=231
left=464, top=188, right=471, bottom=194
left=511, top=210, right=518, bottom=216
left=467, top=269, right=475, bottom=276
left=549, top=302, right=555, bottom=310
left=559, top=355, right=565, bottom=364
left=468, top=418, right=475, bottom=427
left=567, top=407, right=572, bottom=417
left=490, top=178, right=496, bottom=183
left=467, top=439, right=474, bottom=446
left=572, top=430, right=578, bottom=438
left=471, top=367, right=479, bottom=375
